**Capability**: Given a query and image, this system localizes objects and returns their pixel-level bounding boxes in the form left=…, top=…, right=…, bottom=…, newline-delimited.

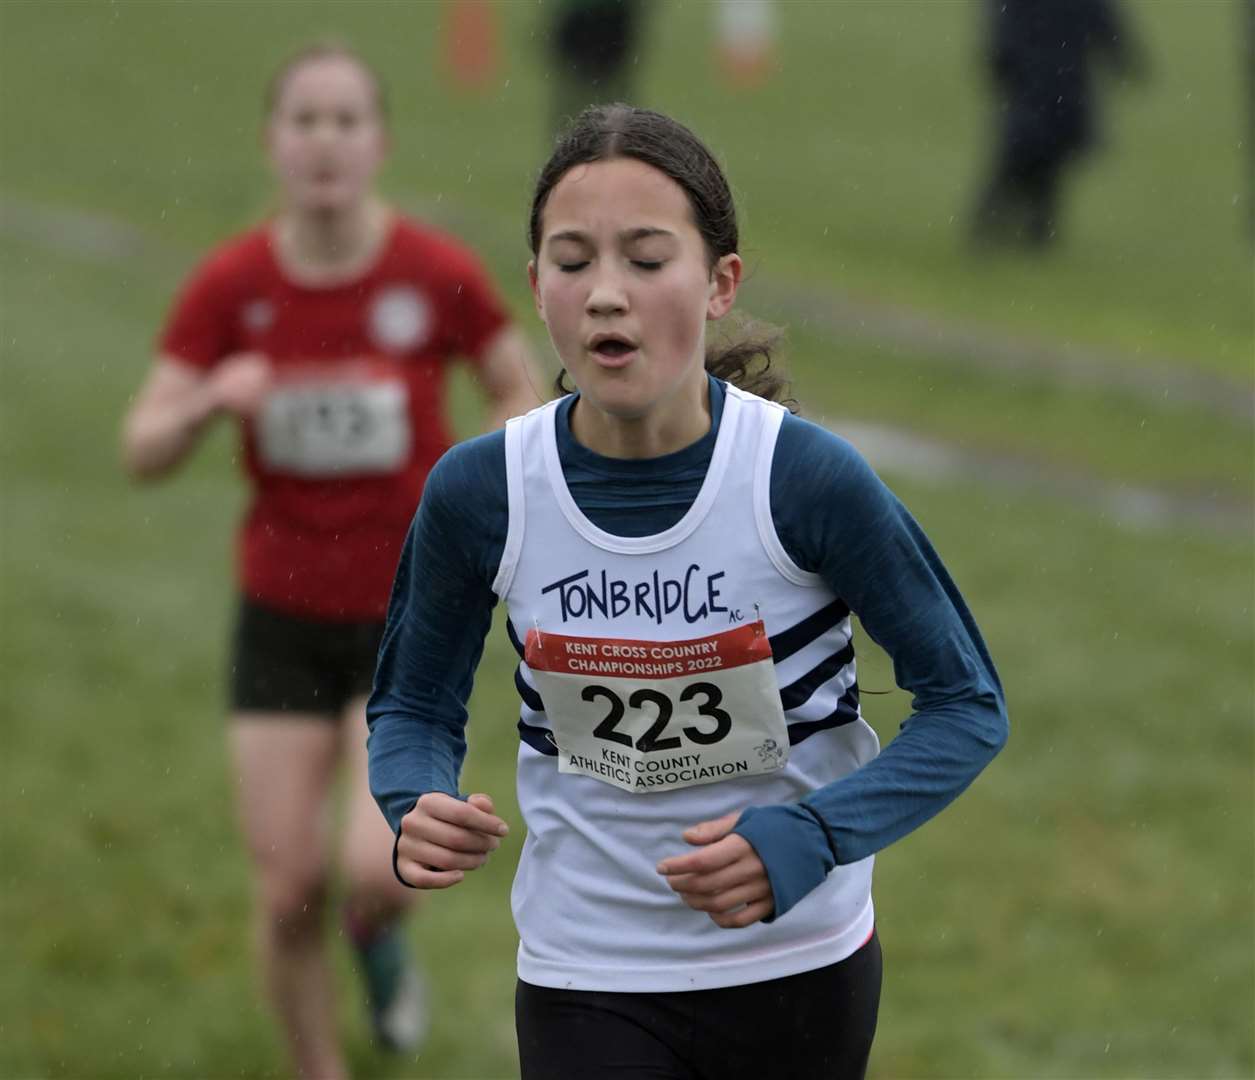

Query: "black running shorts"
left=516, top=929, right=882, bottom=1080
left=229, top=596, right=386, bottom=718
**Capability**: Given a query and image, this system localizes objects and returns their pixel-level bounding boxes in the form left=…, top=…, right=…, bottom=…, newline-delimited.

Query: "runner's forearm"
left=367, top=437, right=508, bottom=832
left=121, top=380, right=219, bottom=479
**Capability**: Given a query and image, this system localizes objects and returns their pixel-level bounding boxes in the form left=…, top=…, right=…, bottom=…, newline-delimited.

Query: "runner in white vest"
left=500, top=382, right=879, bottom=992
left=368, top=105, right=1008, bottom=1080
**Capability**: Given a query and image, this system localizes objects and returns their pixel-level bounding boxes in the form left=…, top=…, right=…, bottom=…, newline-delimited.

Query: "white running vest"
left=494, top=384, right=880, bottom=992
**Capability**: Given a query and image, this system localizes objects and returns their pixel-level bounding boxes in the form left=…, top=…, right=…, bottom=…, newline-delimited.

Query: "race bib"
left=524, top=621, right=789, bottom=794
left=256, top=376, right=410, bottom=476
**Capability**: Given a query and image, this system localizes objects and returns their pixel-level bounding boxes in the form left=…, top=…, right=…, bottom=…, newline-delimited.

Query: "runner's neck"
left=272, top=198, right=393, bottom=287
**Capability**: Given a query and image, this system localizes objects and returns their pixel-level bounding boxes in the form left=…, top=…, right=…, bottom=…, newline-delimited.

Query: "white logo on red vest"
left=369, top=286, right=430, bottom=353
left=241, top=299, right=274, bottom=333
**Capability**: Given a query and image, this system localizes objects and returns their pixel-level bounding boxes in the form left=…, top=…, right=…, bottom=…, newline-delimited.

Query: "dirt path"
left=741, top=278, right=1253, bottom=424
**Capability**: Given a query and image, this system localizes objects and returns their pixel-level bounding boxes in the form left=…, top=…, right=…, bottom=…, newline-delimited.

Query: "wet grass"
left=1, top=2, right=1251, bottom=1078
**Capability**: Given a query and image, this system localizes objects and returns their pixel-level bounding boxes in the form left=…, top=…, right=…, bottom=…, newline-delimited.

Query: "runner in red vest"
left=121, top=42, right=541, bottom=1079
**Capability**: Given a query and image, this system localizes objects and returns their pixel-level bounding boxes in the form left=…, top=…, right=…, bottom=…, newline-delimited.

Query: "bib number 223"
left=583, top=681, right=731, bottom=752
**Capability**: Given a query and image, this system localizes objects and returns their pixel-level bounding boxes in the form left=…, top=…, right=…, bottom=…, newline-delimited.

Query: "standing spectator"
left=121, top=41, right=541, bottom=1079
left=971, top=0, right=1146, bottom=248
left=548, top=0, right=647, bottom=133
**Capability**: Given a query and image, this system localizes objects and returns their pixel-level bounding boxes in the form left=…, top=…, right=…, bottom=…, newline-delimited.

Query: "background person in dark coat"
left=548, top=0, right=646, bottom=134
left=970, top=0, right=1145, bottom=248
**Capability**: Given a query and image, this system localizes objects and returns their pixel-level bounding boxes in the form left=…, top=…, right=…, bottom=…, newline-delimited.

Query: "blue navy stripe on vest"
left=779, top=639, right=856, bottom=711
left=508, top=620, right=557, bottom=755
left=767, top=598, right=851, bottom=663
left=788, top=684, right=862, bottom=744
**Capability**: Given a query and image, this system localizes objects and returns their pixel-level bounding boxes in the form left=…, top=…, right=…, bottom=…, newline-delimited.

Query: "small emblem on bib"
left=754, top=738, right=786, bottom=767
left=524, top=620, right=789, bottom=794
left=369, top=286, right=430, bottom=353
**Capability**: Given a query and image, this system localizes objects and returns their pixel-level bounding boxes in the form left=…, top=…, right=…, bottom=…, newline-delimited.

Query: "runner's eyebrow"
left=620, top=227, right=675, bottom=242
left=545, top=227, right=676, bottom=245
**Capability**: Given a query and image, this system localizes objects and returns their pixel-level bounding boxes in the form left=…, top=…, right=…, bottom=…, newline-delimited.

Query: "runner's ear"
left=528, top=261, right=543, bottom=318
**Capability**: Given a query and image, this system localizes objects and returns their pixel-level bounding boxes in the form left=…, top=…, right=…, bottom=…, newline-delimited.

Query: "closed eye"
left=632, top=260, right=663, bottom=271
left=557, top=261, right=589, bottom=273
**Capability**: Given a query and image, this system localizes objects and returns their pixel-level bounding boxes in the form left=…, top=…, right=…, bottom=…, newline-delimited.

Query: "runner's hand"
left=207, top=352, right=272, bottom=418
left=396, top=792, right=509, bottom=889
left=657, top=811, right=775, bottom=928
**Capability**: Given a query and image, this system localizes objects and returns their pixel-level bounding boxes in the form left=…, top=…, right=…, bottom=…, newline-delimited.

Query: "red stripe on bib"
left=524, top=620, right=771, bottom=679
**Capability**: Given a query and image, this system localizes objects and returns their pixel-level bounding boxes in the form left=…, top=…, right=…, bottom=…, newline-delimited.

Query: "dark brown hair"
left=264, top=41, right=390, bottom=124
left=529, top=104, right=791, bottom=406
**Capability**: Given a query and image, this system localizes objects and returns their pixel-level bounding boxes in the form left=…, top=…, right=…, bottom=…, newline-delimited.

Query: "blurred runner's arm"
left=121, top=352, right=271, bottom=480
left=438, top=235, right=544, bottom=426
left=473, top=325, right=546, bottom=428
left=125, top=243, right=259, bottom=481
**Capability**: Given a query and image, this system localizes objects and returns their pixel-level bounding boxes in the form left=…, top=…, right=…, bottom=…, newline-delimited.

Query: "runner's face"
left=530, top=158, right=740, bottom=431
left=267, top=58, right=386, bottom=214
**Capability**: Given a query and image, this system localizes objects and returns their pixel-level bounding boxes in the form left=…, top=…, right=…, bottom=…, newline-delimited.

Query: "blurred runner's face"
left=530, top=158, right=739, bottom=432
left=267, top=58, right=385, bottom=214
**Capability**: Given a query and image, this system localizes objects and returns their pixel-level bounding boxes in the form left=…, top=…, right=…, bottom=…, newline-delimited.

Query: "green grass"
left=866, top=478, right=1253, bottom=1078
left=2, top=2, right=1252, bottom=1078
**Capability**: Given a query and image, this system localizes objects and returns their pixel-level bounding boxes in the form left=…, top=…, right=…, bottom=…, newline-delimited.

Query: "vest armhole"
left=753, top=404, right=825, bottom=589
left=491, top=415, right=526, bottom=599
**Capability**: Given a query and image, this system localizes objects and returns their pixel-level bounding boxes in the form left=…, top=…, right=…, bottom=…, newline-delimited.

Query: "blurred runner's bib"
left=257, top=369, right=410, bottom=476
left=524, top=620, right=789, bottom=794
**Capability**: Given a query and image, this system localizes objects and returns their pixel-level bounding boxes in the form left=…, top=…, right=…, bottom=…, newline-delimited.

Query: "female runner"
left=368, top=104, right=1007, bottom=1079
left=122, top=43, right=541, bottom=1080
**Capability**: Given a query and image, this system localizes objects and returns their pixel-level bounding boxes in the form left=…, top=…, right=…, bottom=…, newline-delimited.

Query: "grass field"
left=1, top=2, right=1252, bottom=1078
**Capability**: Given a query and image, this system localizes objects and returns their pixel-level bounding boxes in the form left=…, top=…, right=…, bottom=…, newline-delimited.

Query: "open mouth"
left=589, top=334, right=637, bottom=361
left=595, top=340, right=633, bottom=358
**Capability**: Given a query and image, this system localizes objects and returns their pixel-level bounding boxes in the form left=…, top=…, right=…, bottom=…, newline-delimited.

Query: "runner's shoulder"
left=178, top=226, right=271, bottom=294
left=425, top=429, right=508, bottom=511
left=388, top=215, right=492, bottom=279
left=770, top=412, right=903, bottom=571
left=775, top=412, right=882, bottom=497
left=419, top=431, right=509, bottom=581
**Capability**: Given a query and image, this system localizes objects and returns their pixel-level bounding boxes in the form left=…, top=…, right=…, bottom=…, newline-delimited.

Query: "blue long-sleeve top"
left=368, top=377, right=1007, bottom=919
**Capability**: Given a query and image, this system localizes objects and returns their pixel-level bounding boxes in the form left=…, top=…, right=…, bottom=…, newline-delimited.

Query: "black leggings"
left=516, top=929, right=882, bottom=1080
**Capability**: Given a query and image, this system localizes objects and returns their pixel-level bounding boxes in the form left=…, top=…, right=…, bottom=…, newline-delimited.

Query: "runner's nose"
left=585, top=267, right=628, bottom=316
